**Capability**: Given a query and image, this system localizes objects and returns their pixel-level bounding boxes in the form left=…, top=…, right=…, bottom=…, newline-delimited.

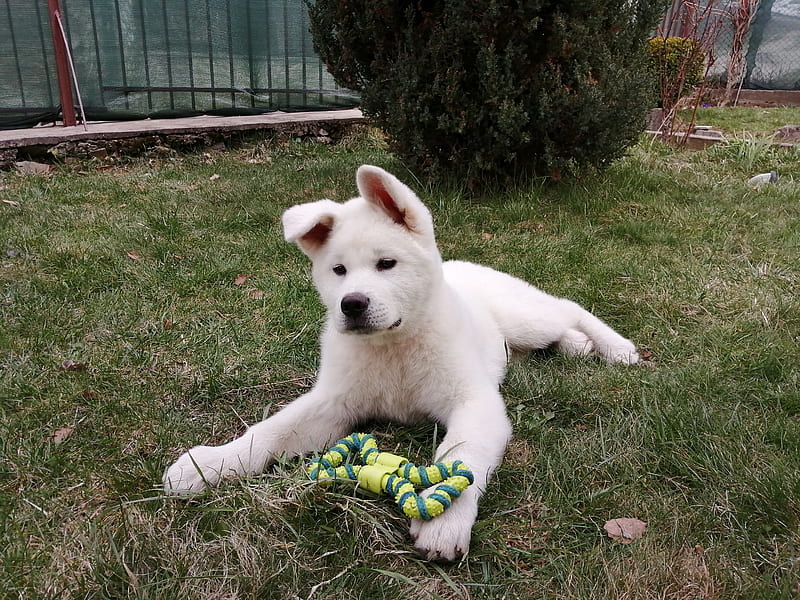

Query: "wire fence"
left=0, top=0, right=358, bottom=130
left=735, top=0, right=800, bottom=90
left=659, top=0, right=800, bottom=92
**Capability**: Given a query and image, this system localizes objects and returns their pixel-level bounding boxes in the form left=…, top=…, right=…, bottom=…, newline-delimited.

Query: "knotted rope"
left=307, top=433, right=473, bottom=520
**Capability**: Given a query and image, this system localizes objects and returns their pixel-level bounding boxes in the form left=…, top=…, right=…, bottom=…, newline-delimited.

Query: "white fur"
left=163, top=165, right=639, bottom=560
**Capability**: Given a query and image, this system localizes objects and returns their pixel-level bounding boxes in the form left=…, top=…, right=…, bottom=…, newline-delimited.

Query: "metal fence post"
left=47, top=0, right=76, bottom=126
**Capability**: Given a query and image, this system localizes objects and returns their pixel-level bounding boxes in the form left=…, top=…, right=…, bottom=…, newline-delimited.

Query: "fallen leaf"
left=482, top=232, right=494, bottom=240
left=60, top=359, right=87, bottom=372
left=126, top=251, right=142, bottom=261
left=604, top=518, right=647, bottom=544
left=163, top=319, right=174, bottom=329
left=249, top=290, right=265, bottom=300
left=82, top=389, right=98, bottom=400
left=52, top=427, right=74, bottom=445
left=234, top=274, right=252, bottom=286
left=209, top=173, right=221, bottom=181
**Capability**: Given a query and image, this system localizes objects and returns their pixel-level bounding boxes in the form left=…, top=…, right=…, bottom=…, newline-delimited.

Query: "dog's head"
left=282, top=166, right=443, bottom=338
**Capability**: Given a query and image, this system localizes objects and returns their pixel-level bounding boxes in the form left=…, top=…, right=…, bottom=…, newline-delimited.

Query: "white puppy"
left=163, top=165, right=638, bottom=560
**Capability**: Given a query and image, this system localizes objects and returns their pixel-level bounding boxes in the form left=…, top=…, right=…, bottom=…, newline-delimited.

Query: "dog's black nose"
left=341, top=293, right=370, bottom=318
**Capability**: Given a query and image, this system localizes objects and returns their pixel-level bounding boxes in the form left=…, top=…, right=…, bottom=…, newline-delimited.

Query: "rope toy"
left=307, top=433, right=473, bottom=520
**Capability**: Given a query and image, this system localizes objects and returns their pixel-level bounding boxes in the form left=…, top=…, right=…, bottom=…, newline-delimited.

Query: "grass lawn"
left=687, top=106, right=799, bottom=138
left=1, top=109, right=799, bottom=599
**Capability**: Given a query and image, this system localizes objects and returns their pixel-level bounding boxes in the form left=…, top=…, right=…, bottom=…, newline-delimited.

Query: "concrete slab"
left=0, top=109, right=365, bottom=149
left=646, top=130, right=727, bottom=150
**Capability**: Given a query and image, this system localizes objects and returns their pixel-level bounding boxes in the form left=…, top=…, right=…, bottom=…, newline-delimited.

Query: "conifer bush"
left=306, top=0, right=667, bottom=186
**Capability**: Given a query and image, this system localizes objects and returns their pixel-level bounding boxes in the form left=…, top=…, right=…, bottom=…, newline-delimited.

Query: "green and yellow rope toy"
left=307, top=433, right=473, bottom=520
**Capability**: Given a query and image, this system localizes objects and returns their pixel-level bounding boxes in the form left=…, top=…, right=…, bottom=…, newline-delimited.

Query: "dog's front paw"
left=409, top=494, right=477, bottom=561
left=162, top=445, right=230, bottom=496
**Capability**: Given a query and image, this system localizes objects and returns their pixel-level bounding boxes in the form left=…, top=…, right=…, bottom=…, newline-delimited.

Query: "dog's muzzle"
left=340, top=293, right=401, bottom=332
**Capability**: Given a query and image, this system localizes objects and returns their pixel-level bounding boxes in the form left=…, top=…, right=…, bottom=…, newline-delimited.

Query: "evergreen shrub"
left=307, top=0, right=667, bottom=186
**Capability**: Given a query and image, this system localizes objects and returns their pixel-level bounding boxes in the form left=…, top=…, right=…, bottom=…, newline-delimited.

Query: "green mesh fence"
left=1, top=1, right=60, bottom=128
left=0, top=0, right=358, bottom=130
left=741, top=0, right=800, bottom=89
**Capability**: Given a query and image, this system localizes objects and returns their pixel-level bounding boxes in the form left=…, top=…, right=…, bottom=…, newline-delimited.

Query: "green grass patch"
left=685, top=106, right=799, bottom=137
left=1, top=113, right=799, bottom=598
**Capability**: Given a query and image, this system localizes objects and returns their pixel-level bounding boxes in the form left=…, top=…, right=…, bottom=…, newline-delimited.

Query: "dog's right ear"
left=282, top=199, right=341, bottom=257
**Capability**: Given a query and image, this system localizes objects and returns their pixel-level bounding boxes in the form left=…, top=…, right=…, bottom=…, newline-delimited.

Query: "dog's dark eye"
left=376, top=258, right=397, bottom=271
left=332, top=264, right=347, bottom=276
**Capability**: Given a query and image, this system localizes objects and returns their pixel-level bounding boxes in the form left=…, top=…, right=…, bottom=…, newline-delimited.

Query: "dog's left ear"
left=282, top=199, right=341, bottom=257
left=356, top=165, right=434, bottom=240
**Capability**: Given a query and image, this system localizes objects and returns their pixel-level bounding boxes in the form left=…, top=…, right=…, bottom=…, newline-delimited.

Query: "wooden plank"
left=733, top=90, right=800, bottom=107
left=0, top=109, right=365, bottom=149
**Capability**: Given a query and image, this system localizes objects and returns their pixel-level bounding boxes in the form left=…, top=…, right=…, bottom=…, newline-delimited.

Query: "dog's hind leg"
left=445, top=262, right=637, bottom=365
left=556, top=328, right=594, bottom=357
left=163, top=389, right=353, bottom=495
left=566, top=301, right=639, bottom=364
left=480, top=273, right=638, bottom=365
left=501, top=294, right=639, bottom=365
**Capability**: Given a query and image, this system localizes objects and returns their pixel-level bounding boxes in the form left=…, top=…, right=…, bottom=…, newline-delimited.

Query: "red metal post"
left=48, top=0, right=76, bottom=126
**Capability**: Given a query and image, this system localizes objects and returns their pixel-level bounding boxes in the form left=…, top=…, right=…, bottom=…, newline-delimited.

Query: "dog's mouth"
left=346, top=318, right=402, bottom=334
